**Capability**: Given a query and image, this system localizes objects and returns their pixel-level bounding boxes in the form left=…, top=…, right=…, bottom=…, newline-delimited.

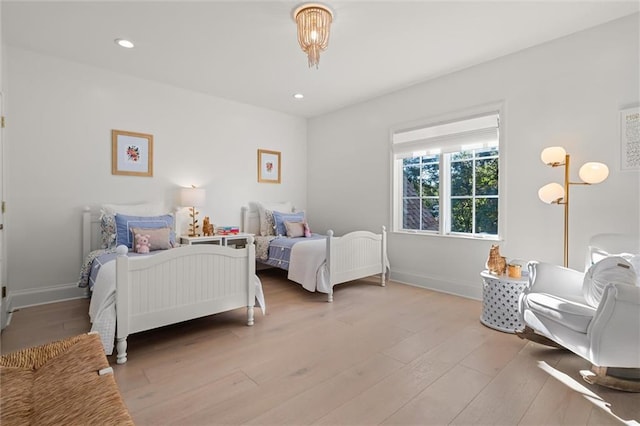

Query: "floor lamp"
left=538, top=147, right=609, bottom=267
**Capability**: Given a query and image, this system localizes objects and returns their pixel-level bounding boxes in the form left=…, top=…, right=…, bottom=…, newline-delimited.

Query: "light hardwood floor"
left=2, top=269, right=638, bottom=425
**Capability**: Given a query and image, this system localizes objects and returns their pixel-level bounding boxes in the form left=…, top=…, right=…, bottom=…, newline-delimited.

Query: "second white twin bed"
left=242, top=201, right=389, bottom=302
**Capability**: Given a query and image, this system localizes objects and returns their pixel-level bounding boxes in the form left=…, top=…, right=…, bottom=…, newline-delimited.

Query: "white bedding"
left=287, top=238, right=331, bottom=293
left=89, top=257, right=266, bottom=355
left=286, top=237, right=390, bottom=294
left=89, top=260, right=117, bottom=354
left=244, top=203, right=389, bottom=302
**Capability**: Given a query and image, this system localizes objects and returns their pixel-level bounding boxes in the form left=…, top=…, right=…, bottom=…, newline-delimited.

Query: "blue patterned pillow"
left=272, top=211, right=305, bottom=236
left=115, top=213, right=175, bottom=248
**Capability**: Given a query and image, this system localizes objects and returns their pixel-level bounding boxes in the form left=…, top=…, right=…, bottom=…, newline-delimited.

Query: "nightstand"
left=180, top=233, right=253, bottom=248
left=180, top=235, right=223, bottom=245
left=220, top=233, right=253, bottom=248
left=480, top=270, right=528, bottom=333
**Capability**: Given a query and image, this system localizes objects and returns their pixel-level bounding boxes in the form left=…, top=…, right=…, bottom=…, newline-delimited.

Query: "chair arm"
left=526, top=261, right=584, bottom=300
left=588, top=283, right=640, bottom=368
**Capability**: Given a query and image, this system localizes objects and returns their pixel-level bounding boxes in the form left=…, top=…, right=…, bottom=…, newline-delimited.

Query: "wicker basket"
left=1, top=333, right=134, bottom=425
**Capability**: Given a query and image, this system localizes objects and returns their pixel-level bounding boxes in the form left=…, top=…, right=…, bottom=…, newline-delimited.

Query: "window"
left=392, top=112, right=501, bottom=238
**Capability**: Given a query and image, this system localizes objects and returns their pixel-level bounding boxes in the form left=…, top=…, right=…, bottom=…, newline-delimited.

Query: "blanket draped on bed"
left=288, top=238, right=332, bottom=293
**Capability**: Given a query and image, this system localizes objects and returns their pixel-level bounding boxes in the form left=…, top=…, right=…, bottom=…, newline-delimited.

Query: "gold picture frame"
left=257, top=149, right=281, bottom=184
left=112, top=129, right=153, bottom=177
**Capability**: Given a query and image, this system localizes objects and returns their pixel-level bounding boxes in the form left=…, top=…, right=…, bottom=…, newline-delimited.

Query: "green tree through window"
left=402, top=155, right=439, bottom=231
left=393, top=111, right=500, bottom=238
left=450, top=147, right=498, bottom=235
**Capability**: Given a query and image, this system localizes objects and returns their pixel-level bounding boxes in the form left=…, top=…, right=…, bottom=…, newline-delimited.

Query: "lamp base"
left=188, top=206, right=200, bottom=238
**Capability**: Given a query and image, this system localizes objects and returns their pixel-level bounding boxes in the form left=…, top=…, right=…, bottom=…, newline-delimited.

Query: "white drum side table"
left=480, top=270, right=528, bottom=333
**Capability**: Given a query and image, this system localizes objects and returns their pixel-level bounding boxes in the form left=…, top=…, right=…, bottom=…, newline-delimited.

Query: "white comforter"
left=287, top=238, right=331, bottom=293
left=286, top=236, right=390, bottom=294
left=89, top=258, right=266, bottom=355
left=88, top=260, right=117, bottom=354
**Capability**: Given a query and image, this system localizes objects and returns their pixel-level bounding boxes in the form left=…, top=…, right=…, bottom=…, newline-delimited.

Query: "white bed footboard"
left=114, top=241, right=256, bottom=364
left=326, top=226, right=387, bottom=302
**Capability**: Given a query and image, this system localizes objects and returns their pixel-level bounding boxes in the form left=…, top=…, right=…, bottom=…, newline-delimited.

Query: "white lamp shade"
left=540, top=146, right=566, bottom=165
left=538, top=182, right=565, bottom=204
left=180, top=187, right=206, bottom=207
left=579, top=162, right=609, bottom=184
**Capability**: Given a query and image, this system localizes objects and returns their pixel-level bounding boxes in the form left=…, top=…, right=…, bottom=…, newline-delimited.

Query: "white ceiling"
left=3, top=1, right=638, bottom=118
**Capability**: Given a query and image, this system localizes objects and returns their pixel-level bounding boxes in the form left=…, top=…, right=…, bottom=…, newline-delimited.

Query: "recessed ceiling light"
left=293, top=93, right=304, bottom=99
left=115, top=38, right=134, bottom=49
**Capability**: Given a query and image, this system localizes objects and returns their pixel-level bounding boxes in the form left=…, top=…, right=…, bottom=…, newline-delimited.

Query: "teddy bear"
left=135, top=233, right=151, bottom=254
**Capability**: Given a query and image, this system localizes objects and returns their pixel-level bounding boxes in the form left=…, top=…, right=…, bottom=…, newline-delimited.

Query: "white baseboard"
left=1, top=297, right=8, bottom=329
left=6, top=272, right=478, bottom=311
left=390, top=270, right=482, bottom=301
left=9, top=282, right=87, bottom=310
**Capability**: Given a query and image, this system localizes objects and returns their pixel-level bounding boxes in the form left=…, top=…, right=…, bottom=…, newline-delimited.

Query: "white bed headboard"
left=81, top=205, right=184, bottom=261
left=82, top=206, right=102, bottom=259
left=241, top=202, right=297, bottom=236
left=241, top=205, right=260, bottom=235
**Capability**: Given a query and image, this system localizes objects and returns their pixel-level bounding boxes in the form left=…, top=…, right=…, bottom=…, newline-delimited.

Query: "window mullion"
left=441, top=154, right=450, bottom=235
left=419, top=157, right=424, bottom=231
left=471, top=152, right=477, bottom=235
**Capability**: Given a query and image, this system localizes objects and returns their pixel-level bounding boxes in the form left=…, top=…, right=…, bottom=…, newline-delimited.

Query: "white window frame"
left=390, top=104, right=505, bottom=240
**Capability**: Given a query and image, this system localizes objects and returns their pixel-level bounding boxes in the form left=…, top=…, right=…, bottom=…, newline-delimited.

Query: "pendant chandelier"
left=293, top=3, right=334, bottom=68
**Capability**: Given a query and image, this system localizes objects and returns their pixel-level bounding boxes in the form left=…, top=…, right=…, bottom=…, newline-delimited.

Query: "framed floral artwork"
left=112, top=129, right=153, bottom=177
left=621, top=106, right=640, bottom=171
left=257, top=149, right=281, bottom=183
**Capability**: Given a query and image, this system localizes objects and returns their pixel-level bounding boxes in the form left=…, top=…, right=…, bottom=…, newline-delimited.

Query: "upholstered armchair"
left=518, top=233, right=640, bottom=391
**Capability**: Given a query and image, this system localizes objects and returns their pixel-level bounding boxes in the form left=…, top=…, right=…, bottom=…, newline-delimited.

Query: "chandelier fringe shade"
left=293, top=3, right=334, bottom=68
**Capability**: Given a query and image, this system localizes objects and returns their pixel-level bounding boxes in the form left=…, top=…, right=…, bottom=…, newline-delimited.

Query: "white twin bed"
left=81, top=206, right=260, bottom=365
left=241, top=202, right=389, bottom=302
left=81, top=201, right=388, bottom=364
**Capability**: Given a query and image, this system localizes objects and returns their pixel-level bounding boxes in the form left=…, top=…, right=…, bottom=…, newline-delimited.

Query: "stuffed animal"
left=203, top=216, right=214, bottom=236
left=135, top=233, right=151, bottom=254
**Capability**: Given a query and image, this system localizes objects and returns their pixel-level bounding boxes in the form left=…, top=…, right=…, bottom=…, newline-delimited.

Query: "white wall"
left=5, top=47, right=307, bottom=307
left=0, top=1, right=7, bottom=329
left=307, top=14, right=639, bottom=299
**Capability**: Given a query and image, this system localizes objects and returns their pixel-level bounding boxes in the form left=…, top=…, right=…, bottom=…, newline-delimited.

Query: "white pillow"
left=100, top=202, right=165, bottom=217
left=582, top=256, right=637, bottom=307
left=621, top=253, right=640, bottom=287
left=251, top=201, right=293, bottom=236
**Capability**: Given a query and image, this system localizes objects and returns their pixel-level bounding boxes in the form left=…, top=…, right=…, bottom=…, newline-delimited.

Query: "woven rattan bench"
left=1, top=332, right=134, bottom=425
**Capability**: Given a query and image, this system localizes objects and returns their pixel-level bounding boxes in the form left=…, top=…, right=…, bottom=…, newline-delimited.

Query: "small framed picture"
left=112, top=129, right=153, bottom=177
left=257, top=149, right=281, bottom=184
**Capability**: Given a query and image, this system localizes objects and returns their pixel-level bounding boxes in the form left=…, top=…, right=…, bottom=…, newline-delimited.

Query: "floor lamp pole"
left=563, top=154, right=570, bottom=268
left=540, top=147, right=608, bottom=269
